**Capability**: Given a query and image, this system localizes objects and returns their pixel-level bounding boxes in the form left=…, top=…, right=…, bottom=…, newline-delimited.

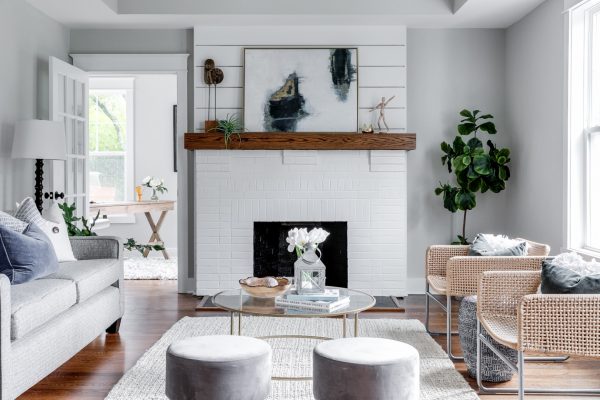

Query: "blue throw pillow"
left=0, top=223, right=59, bottom=284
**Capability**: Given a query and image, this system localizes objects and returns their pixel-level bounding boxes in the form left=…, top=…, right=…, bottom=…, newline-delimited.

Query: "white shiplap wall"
left=193, top=26, right=407, bottom=131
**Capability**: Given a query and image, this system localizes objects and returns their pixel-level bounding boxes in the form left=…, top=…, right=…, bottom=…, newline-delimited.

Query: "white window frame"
left=89, top=77, right=136, bottom=224
left=566, top=0, right=600, bottom=256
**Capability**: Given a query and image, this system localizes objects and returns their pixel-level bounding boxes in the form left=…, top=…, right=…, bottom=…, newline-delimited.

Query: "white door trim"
left=71, top=53, right=194, bottom=294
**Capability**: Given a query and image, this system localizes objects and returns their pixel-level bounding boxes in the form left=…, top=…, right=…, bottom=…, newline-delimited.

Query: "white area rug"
left=124, top=258, right=177, bottom=280
left=106, top=317, right=479, bottom=400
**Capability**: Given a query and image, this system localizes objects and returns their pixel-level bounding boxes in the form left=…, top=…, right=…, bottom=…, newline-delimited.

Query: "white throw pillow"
left=14, top=198, right=76, bottom=262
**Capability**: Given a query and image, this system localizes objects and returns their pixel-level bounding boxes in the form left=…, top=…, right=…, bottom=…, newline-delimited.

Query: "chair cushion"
left=469, top=233, right=527, bottom=257
left=41, top=259, right=121, bottom=303
left=427, top=275, right=447, bottom=294
left=11, top=278, right=76, bottom=340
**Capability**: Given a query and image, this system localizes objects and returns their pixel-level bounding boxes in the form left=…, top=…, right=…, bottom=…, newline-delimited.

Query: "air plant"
left=211, top=113, right=244, bottom=148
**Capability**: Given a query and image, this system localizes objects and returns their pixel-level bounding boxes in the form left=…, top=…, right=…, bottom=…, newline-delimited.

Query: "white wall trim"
left=71, top=53, right=189, bottom=73
left=72, top=53, right=194, bottom=294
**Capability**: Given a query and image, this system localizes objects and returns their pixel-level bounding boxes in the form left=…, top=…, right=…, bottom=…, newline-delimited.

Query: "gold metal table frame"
left=213, top=288, right=376, bottom=381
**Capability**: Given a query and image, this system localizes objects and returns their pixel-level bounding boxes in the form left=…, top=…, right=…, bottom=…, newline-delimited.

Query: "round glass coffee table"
left=213, top=286, right=375, bottom=380
left=213, top=286, right=375, bottom=337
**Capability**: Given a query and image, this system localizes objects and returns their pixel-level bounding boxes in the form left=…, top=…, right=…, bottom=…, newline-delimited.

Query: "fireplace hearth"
left=254, top=222, right=348, bottom=288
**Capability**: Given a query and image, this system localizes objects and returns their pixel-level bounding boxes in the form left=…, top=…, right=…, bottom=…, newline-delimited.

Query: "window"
left=88, top=78, right=134, bottom=204
left=567, top=0, right=600, bottom=252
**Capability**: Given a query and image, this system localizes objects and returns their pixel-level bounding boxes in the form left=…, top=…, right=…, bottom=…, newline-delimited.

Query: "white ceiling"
left=25, top=0, right=547, bottom=29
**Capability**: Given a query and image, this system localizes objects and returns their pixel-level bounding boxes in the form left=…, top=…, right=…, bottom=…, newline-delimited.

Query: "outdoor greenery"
left=435, top=109, right=511, bottom=244
left=89, top=91, right=128, bottom=202
left=212, top=114, right=244, bottom=148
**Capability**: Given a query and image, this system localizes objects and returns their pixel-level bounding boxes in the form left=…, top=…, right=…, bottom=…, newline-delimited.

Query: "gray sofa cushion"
left=11, top=278, right=77, bottom=340
left=42, top=259, right=121, bottom=303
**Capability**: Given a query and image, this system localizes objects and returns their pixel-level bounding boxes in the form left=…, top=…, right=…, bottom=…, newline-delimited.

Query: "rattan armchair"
left=477, top=270, right=600, bottom=399
left=425, top=239, right=550, bottom=360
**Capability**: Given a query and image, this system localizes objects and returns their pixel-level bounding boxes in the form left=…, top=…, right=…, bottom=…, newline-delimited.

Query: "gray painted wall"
left=406, top=28, right=509, bottom=291
left=0, top=0, right=70, bottom=211
left=505, top=0, right=564, bottom=253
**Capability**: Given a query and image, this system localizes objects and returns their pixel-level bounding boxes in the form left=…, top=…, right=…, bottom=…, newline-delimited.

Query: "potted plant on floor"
left=434, top=109, right=511, bottom=244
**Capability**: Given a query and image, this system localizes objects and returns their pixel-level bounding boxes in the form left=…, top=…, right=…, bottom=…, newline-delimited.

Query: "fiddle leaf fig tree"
left=435, top=109, right=511, bottom=244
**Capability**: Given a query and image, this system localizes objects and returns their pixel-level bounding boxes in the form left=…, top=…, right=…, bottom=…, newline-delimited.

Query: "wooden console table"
left=89, top=200, right=175, bottom=259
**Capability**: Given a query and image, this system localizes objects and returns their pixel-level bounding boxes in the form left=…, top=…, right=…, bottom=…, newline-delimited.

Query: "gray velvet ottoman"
left=313, top=337, right=420, bottom=400
left=166, top=335, right=272, bottom=400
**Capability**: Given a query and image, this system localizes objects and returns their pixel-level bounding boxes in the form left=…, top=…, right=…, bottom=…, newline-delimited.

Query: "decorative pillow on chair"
left=0, top=210, right=28, bottom=233
left=0, top=223, right=60, bottom=284
left=468, top=233, right=528, bottom=256
left=14, top=198, right=76, bottom=262
left=541, top=253, right=600, bottom=294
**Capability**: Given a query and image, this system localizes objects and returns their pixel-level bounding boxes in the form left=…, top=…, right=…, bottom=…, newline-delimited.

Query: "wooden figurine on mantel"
left=369, top=95, right=396, bottom=133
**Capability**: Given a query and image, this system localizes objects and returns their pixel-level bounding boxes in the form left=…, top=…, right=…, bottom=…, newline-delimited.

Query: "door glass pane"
left=58, top=75, right=66, bottom=114
left=89, top=86, right=129, bottom=203
left=75, top=120, right=85, bottom=156
left=76, top=158, right=85, bottom=194
left=75, top=81, right=85, bottom=118
left=64, top=116, right=72, bottom=154
left=66, top=77, right=75, bottom=116
left=66, top=158, right=75, bottom=194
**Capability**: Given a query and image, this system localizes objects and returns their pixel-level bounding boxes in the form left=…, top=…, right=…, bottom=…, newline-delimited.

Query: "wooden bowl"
left=239, top=277, right=291, bottom=299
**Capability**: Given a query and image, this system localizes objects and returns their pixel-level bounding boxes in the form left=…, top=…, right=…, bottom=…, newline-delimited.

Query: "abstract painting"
left=244, top=48, right=358, bottom=132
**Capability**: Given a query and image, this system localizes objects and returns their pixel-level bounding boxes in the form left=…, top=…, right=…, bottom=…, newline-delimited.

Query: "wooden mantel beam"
left=184, top=132, right=416, bottom=151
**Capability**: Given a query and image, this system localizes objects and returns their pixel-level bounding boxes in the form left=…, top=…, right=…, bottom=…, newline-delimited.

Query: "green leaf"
left=455, top=190, right=476, bottom=210
left=473, top=110, right=480, bottom=117
left=458, top=122, right=477, bottom=135
left=452, top=156, right=468, bottom=172
left=479, top=114, right=493, bottom=119
left=434, top=187, right=444, bottom=195
left=459, top=109, right=473, bottom=119
left=498, top=148, right=510, bottom=158
left=467, top=137, right=483, bottom=149
left=497, top=155, right=507, bottom=164
left=473, top=154, right=492, bottom=175
left=443, top=187, right=459, bottom=213
left=468, top=178, right=482, bottom=192
left=478, top=121, right=497, bottom=134
left=452, top=136, right=466, bottom=154
left=467, top=166, right=479, bottom=179
left=498, top=165, right=510, bottom=181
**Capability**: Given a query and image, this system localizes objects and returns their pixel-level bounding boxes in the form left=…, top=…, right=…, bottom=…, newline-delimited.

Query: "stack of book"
left=275, top=288, right=350, bottom=312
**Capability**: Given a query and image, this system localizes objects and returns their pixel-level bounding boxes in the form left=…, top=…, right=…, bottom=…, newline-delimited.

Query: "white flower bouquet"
left=286, top=227, right=330, bottom=258
left=142, top=176, right=167, bottom=200
left=142, top=176, right=168, bottom=193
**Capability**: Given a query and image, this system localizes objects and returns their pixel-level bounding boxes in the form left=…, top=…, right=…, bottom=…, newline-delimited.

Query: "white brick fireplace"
left=195, top=149, right=407, bottom=296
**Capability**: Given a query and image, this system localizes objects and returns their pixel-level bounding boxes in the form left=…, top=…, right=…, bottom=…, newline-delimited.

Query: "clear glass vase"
left=294, top=244, right=326, bottom=294
left=150, top=189, right=159, bottom=201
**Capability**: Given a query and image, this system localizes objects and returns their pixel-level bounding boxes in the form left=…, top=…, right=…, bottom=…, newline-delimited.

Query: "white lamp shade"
left=11, top=120, right=67, bottom=160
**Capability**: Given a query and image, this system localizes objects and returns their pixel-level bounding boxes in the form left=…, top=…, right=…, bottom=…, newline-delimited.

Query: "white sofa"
left=0, top=236, right=124, bottom=399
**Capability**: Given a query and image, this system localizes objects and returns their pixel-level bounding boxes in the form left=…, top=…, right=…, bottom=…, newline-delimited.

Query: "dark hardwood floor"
left=19, top=281, right=600, bottom=399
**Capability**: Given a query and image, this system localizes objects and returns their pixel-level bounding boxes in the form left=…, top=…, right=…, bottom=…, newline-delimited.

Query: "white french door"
left=49, top=57, right=89, bottom=217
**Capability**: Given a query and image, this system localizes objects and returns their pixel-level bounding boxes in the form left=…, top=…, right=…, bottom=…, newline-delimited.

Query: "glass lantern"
left=294, top=244, right=326, bottom=294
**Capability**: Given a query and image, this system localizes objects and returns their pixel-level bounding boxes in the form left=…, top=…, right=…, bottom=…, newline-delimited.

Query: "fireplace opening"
left=253, top=222, right=348, bottom=288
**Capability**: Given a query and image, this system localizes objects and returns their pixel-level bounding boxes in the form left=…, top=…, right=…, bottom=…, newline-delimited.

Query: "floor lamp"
left=11, top=120, right=67, bottom=213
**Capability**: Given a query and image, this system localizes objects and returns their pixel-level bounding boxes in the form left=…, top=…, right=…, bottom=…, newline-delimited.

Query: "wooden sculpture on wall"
left=204, top=59, right=224, bottom=131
